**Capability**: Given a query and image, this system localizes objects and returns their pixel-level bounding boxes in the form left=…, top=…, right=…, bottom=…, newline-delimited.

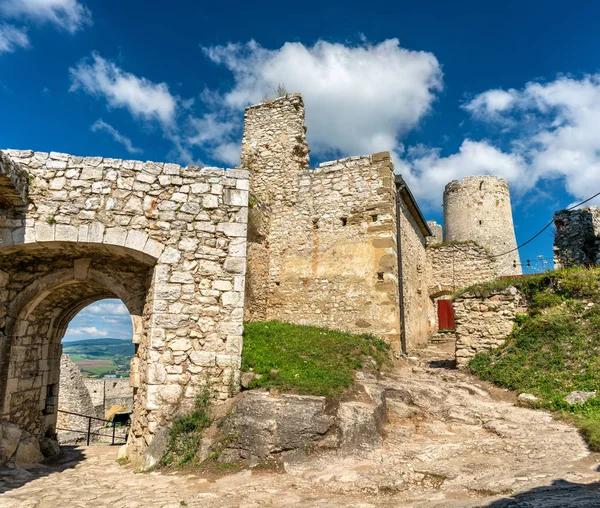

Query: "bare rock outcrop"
left=216, top=381, right=387, bottom=465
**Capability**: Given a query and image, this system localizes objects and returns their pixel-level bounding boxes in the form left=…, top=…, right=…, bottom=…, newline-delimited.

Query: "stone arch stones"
left=0, top=149, right=249, bottom=468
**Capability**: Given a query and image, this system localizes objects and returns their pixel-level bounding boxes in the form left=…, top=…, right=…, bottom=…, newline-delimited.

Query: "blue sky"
left=3, top=0, right=600, bottom=340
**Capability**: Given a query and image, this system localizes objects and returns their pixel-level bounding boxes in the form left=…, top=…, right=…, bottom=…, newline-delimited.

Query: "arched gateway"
left=0, top=150, right=249, bottom=468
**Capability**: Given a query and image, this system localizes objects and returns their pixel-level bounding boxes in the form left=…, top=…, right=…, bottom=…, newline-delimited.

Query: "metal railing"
left=56, top=409, right=129, bottom=446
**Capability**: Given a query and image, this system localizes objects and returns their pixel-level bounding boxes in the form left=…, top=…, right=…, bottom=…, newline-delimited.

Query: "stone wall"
left=0, top=149, right=249, bottom=467
left=57, top=355, right=98, bottom=434
left=426, top=220, right=443, bottom=245
left=453, top=287, right=528, bottom=367
left=443, top=176, right=521, bottom=276
left=427, top=242, right=497, bottom=297
left=553, top=207, right=600, bottom=269
left=241, top=94, right=438, bottom=351
left=83, top=377, right=134, bottom=418
left=398, top=195, right=429, bottom=347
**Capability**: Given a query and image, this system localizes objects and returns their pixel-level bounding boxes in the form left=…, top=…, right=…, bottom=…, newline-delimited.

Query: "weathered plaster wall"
left=453, top=287, right=527, bottom=367
left=444, top=176, right=521, bottom=276
left=553, top=207, right=600, bottom=269
left=0, top=149, right=249, bottom=467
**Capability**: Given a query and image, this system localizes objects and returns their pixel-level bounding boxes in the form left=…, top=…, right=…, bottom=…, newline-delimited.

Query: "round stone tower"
left=443, top=175, right=521, bottom=276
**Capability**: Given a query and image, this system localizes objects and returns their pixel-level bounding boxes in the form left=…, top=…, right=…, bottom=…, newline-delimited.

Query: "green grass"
left=160, top=388, right=211, bottom=468
left=241, top=321, right=390, bottom=396
left=81, top=365, right=117, bottom=377
left=467, top=267, right=600, bottom=450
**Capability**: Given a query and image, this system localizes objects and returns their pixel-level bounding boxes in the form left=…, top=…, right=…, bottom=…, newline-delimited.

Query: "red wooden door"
left=437, top=299, right=455, bottom=331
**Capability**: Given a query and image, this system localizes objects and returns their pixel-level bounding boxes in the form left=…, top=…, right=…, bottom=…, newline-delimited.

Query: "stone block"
left=104, top=227, right=128, bottom=246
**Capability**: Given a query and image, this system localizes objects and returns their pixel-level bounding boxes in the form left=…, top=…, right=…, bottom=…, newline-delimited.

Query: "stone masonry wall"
left=553, top=207, right=600, bottom=269
left=398, top=197, right=429, bottom=347
left=427, top=242, right=497, bottom=297
left=453, top=287, right=528, bottom=367
left=82, top=378, right=134, bottom=418
left=242, top=95, right=404, bottom=349
left=57, top=355, right=99, bottom=434
left=0, top=149, right=249, bottom=467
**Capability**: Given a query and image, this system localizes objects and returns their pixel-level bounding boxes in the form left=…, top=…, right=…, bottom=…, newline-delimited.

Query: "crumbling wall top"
left=0, top=151, right=28, bottom=206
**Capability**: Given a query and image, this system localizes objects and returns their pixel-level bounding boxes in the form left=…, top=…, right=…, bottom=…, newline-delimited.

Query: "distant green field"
left=63, top=338, right=133, bottom=378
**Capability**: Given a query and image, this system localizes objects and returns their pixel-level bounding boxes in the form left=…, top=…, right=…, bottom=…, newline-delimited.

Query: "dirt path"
left=1, top=342, right=599, bottom=507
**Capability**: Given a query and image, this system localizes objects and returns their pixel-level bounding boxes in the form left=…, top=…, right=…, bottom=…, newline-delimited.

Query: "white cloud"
left=91, top=119, right=142, bottom=154
left=0, top=24, right=30, bottom=53
left=70, top=53, right=177, bottom=126
left=201, top=39, right=443, bottom=160
left=401, top=140, right=526, bottom=207
left=0, top=0, right=92, bottom=34
left=463, top=89, right=517, bottom=117
left=456, top=75, right=600, bottom=205
left=68, top=326, right=108, bottom=337
left=81, top=301, right=129, bottom=316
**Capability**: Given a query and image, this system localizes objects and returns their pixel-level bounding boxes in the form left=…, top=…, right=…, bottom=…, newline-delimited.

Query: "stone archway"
left=0, top=244, right=151, bottom=453
left=0, top=149, right=249, bottom=468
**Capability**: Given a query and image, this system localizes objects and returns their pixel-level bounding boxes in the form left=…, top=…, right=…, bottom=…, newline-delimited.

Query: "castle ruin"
left=0, top=93, right=521, bottom=468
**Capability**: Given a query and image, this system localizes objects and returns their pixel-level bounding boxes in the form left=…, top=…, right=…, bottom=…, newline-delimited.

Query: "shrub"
left=160, top=387, right=211, bottom=468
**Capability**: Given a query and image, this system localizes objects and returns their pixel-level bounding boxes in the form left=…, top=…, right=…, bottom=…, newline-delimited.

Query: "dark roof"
left=395, top=175, right=432, bottom=237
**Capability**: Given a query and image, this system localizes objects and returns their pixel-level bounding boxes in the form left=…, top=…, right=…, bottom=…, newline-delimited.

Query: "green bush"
left=160, top=388, right=211, bottom=468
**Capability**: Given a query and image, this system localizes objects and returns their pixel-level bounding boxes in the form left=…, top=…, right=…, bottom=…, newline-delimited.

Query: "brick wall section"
left=553, top=206, right=600, bottom=269
left=453, top=287, right=528, bottom=367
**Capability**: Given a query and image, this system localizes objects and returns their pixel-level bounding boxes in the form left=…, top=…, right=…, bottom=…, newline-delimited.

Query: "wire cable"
left=489, top=189, right=600, bottom=259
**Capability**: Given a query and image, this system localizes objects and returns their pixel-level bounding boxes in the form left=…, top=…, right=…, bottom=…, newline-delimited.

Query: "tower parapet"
left=443, top=175, right=521, bottom=276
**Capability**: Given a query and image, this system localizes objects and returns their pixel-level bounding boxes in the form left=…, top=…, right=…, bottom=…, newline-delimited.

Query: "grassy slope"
left=242, top=321, right=390, bottom=396
left=468, top=268, right=600, bottom=450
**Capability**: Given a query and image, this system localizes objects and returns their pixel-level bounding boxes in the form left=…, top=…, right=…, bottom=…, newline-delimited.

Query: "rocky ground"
left=1, top=341, right=599, bottom=507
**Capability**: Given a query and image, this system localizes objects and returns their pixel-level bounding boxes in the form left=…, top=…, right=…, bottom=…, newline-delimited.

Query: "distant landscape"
left=62, top=338, right=134, bottom=378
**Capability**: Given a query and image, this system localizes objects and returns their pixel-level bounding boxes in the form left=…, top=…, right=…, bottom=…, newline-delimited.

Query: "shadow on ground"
left=484, top=479, right=600, bottom=507
left=0, top=445, right=86, bottom=494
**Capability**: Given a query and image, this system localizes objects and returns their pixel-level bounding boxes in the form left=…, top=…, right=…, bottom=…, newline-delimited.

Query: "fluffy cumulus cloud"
left=0, top=24, right=30, bottom=53
left=406, top=74, right=600, bottom=208
left=68, top=39, right=442, bottom=167
left=91, top=119, right=142, bottom=154
left=199, top=39, right=443, bottom=162
left=70, top=53, right=177, bottom=126
left=63, top=299, right=132, bottom=342
left=0, top=0, right=92, bottom=34
left=401, top=141, right=526, bottom=205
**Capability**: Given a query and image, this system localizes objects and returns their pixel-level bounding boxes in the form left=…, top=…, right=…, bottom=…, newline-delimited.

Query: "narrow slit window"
left=341, top=217, right=347, bottom=226
left=371, top=214, right=378, bottom=222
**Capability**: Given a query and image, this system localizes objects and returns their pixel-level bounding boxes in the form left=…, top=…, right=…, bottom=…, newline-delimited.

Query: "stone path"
left=1, top=342, right=599, bottom=507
